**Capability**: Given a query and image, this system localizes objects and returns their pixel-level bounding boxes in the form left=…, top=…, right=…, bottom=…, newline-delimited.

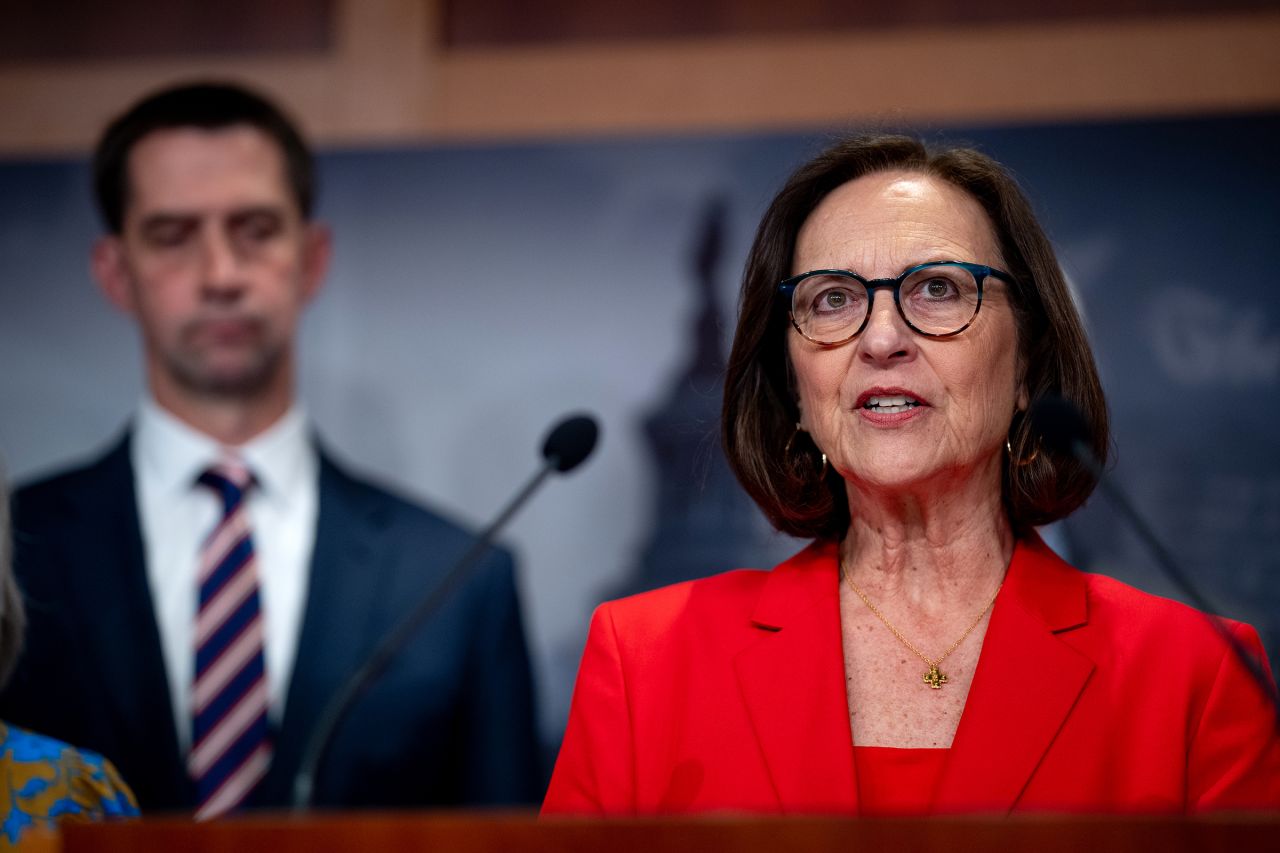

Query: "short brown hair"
left=722, top=134, right=1109, bottom=540
left=93, top=81, right=315, bottom=234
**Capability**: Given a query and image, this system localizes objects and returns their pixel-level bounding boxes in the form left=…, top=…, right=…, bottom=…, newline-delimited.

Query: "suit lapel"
left=261, top=451, right=391, bottom=799
left=934, top=534, right=1094, bottom=813
left=66, top=436, right=187, bottom=794
left=733, top=541, right=859, bottom=813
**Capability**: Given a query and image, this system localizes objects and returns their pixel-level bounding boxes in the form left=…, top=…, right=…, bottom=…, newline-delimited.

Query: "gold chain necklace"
left=842, top=564, right=1002, bottom=690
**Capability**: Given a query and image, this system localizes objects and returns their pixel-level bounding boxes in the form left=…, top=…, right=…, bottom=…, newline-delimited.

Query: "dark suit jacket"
left=544, top=535, right=1280, bottom=815
left=1, top=435, right=541, bottom=812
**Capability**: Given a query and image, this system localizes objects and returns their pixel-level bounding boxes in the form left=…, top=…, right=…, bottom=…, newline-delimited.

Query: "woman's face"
left=788, top=170, right=1027, bottom=496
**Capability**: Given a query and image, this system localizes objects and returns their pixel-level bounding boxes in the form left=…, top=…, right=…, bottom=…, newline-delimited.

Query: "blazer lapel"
left=733, top=541, right=859, bottom=813
left=934, top=534, right=1094, bottom=813
left=67, top=436, right=187, bottom=794
left=261, top=451, right=391, bottom=800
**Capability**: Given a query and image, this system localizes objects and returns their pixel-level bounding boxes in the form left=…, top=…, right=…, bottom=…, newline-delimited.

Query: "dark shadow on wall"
left=610, top=197, right=797, bottom=600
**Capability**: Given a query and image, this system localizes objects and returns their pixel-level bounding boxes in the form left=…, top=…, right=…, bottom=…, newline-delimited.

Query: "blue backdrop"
left=2, top=113, right=1277, bottom=750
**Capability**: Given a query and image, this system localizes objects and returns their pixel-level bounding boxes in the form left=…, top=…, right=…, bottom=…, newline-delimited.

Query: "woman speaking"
left=543, top=135, right=1280, bottom=815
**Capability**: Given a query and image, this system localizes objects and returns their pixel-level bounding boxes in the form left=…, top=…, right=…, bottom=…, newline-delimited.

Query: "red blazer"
left=543, top=535, right=1280, bottom=815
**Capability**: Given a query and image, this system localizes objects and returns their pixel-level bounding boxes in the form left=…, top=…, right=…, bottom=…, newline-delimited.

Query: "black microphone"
left=1028, top=395, right=1280, bottom=726
left=291, top=413, right=600, bottom=810
left=543, top=414, right=598, bottom=472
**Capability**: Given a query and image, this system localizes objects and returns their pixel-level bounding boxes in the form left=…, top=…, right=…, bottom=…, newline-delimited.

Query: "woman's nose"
left=857, top=289, right=916, bottom=364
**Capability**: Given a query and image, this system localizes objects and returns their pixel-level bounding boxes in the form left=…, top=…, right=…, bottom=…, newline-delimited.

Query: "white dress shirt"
left=132, top=398, right=318, bottom=753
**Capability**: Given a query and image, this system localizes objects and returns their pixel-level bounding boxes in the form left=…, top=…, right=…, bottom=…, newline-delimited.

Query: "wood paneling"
left=433, top=14, right=1280, bottom=139
left=0, top=0, right=1276, bottom=155
left=0, top=0, right=334, bottom=62
left=441, top=0, right=1280, bottom=46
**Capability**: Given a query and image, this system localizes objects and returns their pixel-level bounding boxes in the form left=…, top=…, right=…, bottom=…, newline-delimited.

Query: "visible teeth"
left=864, top=395, right=920, bottom=414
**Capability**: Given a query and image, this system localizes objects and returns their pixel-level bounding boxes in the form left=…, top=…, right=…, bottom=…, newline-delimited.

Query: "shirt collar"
left=133, top=397, right=314, bottom=503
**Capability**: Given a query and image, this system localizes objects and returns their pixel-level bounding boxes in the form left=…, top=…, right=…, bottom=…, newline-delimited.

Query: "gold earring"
left=784, top=423, right=801, bottom=459
left=1006, top=437, right=1040, bottom=468
left=785, top=424, right=829, bottom=479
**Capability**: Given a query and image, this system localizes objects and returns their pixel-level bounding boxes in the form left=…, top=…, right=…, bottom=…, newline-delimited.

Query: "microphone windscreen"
left=1027, top=394, right=1090, bottom=456
left=542, top=414, right=600, bottom=473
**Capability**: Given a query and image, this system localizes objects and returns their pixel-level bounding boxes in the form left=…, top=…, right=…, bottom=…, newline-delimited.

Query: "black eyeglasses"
left=778, top=261, right=1016, bottom=346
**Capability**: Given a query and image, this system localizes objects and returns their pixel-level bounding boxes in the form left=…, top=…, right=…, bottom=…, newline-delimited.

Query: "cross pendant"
left=923, top=665, right=948, bottom=689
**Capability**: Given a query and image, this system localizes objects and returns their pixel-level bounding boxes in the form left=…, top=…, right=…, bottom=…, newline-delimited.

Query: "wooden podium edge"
left=61, top=811, right=1280, bottom=852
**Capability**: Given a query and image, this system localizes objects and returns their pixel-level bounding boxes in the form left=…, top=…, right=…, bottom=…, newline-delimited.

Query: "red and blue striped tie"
left=190, top=460, right=272, bottom=819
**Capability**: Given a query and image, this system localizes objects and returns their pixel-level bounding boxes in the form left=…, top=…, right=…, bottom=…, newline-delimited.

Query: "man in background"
left=0, top=82, right=540, bottom=816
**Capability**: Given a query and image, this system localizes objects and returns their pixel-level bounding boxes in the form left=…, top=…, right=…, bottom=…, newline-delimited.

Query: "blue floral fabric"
left=0, top=721, right=138, bottom=848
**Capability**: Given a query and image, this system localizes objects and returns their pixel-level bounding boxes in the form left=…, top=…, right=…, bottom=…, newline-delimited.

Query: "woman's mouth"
left=862, top=394, right=923, bottom=414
